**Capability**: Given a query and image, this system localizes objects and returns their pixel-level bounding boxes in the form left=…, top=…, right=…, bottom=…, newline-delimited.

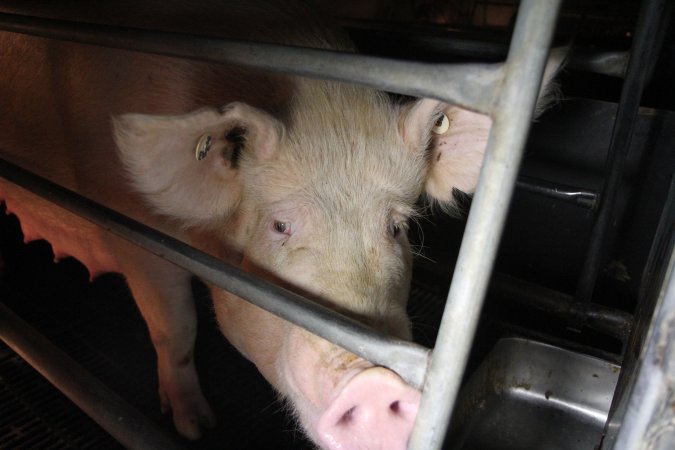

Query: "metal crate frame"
left=1, top=0, right=671, bottom=449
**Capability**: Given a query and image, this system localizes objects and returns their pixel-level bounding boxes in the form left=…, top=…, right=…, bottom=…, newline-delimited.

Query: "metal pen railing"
left=0, top=158, right=430, bottom=388
left=0, top=1, right=562, bottom=448
left=574, top=0, right=670, bottom=307
left=0, top=12, right=501, bottom=112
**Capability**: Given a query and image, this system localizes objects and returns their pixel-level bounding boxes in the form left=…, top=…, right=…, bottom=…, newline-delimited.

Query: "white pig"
left=0, top=1, right=561, bottom=448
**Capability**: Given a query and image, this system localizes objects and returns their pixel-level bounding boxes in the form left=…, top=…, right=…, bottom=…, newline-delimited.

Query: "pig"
left=0, top=1, right=562, bottom=448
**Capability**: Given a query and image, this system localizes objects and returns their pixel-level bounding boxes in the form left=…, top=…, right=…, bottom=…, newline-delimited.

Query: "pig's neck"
left=211, top=287, right=288, bottom=390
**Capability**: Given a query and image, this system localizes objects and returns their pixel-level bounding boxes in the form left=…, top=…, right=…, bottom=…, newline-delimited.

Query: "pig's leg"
left=122, top=249, right=216, bottom=439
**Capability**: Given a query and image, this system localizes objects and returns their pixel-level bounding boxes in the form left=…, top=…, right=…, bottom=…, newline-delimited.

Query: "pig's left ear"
left=114, top=103, right=283, bottom=225
left=404, top=47, right=567, bottom=212
left=400, top=98, right=493, bottom=212
left=400, top=99, right=491, bottom=212
left=422, top=104, right=494, bottom=210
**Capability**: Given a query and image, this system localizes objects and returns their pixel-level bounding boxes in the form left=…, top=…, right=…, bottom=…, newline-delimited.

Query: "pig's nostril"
left=338, top=406, right=356, bottom=425
left=389, top=400, right=400, bottom=414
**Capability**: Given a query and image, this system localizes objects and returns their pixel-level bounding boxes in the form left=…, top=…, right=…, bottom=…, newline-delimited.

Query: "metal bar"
left=566, top=50, right=629, bottom=78
left=345, top=19, right=628, bottom=77
left=0, top=12, right=501, bottom=113
left=491, top=273, right=632, bottom=342
left=602, top=173, right=675, bottom=449
left=0, top=157, right=430, bottom=389
left=575, top=0, right=671, bottom=305
left=0, top=302, right=186, bottom=450
left=340, top=18, right=510, bottom=60
left=517, top=176, right=598, bottom=209
left=608, top=245, right=675, bottom=449
left=408, top=1, right=561, bottom=449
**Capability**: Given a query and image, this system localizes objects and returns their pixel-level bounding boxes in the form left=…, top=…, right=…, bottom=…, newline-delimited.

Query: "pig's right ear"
left=114, top=103, right=283, bottom=225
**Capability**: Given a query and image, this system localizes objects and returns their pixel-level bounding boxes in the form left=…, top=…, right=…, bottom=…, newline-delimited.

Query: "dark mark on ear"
left=224, top=126, right=247, bottom=169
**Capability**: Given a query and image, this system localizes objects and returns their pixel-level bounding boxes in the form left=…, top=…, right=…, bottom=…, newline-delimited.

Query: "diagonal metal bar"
left=0, top=157, right=430, bottom=389
left=0, top=12, right=502, bottom=113
left=408, top=1, right=562, bottom=449
left=0, top=302, right=187, bottom=450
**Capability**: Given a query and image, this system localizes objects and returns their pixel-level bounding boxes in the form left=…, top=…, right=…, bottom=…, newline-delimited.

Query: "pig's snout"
left=317, top=367, right=420, bottom=450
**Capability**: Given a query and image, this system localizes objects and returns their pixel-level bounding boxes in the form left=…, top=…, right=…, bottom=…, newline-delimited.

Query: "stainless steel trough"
left=448, top=338, right=620, bottom=450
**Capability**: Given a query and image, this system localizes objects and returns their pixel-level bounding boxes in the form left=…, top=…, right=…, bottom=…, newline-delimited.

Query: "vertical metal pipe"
left=602, top=176, right=675, bottom=449
left=408, top=1, right=561, bottom=449
left=575, top=0, right=671, bottom=305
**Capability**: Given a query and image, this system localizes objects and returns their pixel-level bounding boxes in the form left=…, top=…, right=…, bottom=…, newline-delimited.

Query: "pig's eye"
left=389, top=220, right=407, bottom=238
left=432, top=113, right=449, bottom=135
left=273, top=220, right=292, bottom=235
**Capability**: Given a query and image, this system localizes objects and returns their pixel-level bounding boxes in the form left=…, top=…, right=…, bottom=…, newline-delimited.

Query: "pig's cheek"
left=212, top=289, right=299, bottom=408
left=240, top=233, right=319, bottom=300
left=244, top=226, right=291, bottom=267
left=277, top=327, right=327, bottom=412
left=279, top=256, right=318, bottom=294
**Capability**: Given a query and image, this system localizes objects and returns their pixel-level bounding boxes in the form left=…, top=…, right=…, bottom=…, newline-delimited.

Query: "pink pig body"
left=0, top=2, right=516, bottom=449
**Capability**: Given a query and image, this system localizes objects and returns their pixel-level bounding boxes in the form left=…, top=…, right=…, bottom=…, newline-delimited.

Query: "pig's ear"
left=421, top=48, right=567, bottom=213
left=399, top=99, right=492, bottom=213
left=424, top=106, right=493, bottom=212
left=399, top=98, right=445, bottom=153
left=114, top=103, right=284, bottom=225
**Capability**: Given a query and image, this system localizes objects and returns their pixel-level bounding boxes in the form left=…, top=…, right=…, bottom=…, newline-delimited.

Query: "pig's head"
left=113, top=56, right=559, bottom=446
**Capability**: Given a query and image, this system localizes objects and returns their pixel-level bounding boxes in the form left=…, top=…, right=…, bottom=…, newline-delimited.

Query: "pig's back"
left=0, top=0, right=345, bottom=210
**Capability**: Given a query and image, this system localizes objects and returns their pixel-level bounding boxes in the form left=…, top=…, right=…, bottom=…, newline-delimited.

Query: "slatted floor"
left=0, top=342, right=123, bottom=450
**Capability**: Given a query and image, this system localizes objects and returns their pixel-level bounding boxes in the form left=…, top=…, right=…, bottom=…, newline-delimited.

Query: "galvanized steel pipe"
left=575, top=0, right=671, bottom=306
left=0, top=302, right=186, bottom=450
left=409, top=1, right=562, bottom=449
left=0, top=12, right=501, bottom=113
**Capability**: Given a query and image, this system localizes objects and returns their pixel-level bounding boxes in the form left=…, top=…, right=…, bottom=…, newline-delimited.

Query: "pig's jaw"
left=279, top=327, right=420, bottom=450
